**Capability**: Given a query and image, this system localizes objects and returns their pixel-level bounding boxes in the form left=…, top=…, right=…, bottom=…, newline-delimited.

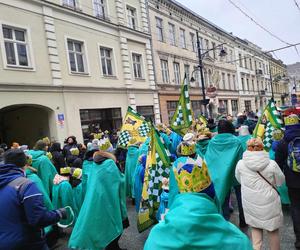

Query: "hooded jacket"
left=0, top=164, right=61, bottom=249
left=49, top=143, right=66, bottom=173
left=235, top=151, right=285, bottom=231
left=275, top=123, right=300, bottom=188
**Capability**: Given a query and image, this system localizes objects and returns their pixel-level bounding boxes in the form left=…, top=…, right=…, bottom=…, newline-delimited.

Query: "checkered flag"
left=118, top=130, right=131, bottom=147
left=263, top=122, right=275, bottom=150
left=171, top=74, right=193, bottom=135
left=138, top=121, right=150, bottom=137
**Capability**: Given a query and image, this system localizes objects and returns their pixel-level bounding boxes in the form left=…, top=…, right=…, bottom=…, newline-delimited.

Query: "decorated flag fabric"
left=253, top=100, right=283, bottom=151
left=170, top=75, right=193, bottom=136
left=117, top=106, right=150, bottom=148
left=137, top=126, right=171, bottom=232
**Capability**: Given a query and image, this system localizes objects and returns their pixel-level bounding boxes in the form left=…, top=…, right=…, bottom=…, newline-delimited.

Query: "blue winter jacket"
left=0, top=164, right=61, bottom=250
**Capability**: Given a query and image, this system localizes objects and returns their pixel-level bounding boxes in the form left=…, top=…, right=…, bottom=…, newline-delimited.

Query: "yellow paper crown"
left=70, top=148, right=79, bottom=156
left=42, top=137, right=50, bottom=145
left=181, top=143, right=196, bottom=156
left=72, top=168, right=82, bottom=179
left=99, top=138, right=113, bottom=151
left=284, top=115, right=299, bottom=126
left=46, top=152, right=52, bottom=160
left=173, top=159, right=211, bottom=193
left=127, top=138, right=138, bottom=146
left=60, top=167, right=71, bottom=175
left=272, top=129, right=284, bottom=141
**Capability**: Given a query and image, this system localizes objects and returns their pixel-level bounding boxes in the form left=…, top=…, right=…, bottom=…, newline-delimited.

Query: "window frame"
left=65, top=36, right=90, bottom=75
left=0, top=22, right=35, bottom=70
left=156, top=17, right=164, bottom=42
left=173, top=62, right=181, bottom=85
left=93, top=0, right=108, bottom=19
left=179, top=28, right=186, bottom=49
left=98, top=44, right=116, bottom=77
left=190, top=32, right=196, bottom=52
left=131, top=52, right=144, bottom=80
left=168, top=23, right=176, bottom=46
left=126, top=5, right=137, bottom=30
left=161, top=59, right=169, bottom=84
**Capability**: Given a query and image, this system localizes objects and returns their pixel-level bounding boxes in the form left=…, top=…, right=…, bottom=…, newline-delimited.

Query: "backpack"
left=287, top=137, right=300, bottom=173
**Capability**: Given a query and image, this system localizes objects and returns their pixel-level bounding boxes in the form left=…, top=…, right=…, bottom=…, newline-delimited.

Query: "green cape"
left=73, top=183, right=84, bottom=217
left=81, top=159, right=94, bottom=198
left=125, top=146, right=139, bottom=198
left=237, top=135, right=252, bottom=152
left=52, top=180, right=75, bottom=226
left=29, top=150, right=57, bottom=196
left=69, top=159, right=127, bottom=250
left=196, top=139, right=210, bottom=158
left=144, top=193, right=252, bottom=250
left=204, top=134, right=243, bottom=204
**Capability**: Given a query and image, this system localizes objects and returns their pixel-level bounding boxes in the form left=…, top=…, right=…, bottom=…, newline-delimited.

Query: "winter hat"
left=4, top=149, right=27, bottom=168
left=173, top=156, right=215, bottom=199
left=34, top=140, right=47, bottom=151
left=284, top=114, right=299, bottom=126
left=42, top=137, right=50, bottom=146
left=179, top=133, right=196, bottom=156
left=71, top=168, right=82, bottom=179
left=247, top=138, right=264, bottom=151
left=87, top=139, right=100, bottom=151
left=218, top=119, right=235, bottom=134
left=272, top=129, right=284, bottom=141
left=93, top=151, right=116, bottom=164
left=239, top=126, right=250, bottom=136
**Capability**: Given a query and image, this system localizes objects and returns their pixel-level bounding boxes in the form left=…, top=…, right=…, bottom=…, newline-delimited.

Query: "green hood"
left=144, top=193, right=252, bottom=250
left=29, top=150, right=46, bottom=159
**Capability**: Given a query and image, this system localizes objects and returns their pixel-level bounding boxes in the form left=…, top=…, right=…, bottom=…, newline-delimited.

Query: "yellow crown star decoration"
left=284, top=114, right=299, bottom=126
left=180, top=142, right=196, bottom=156
left=60, top=167, right=71, bottom=175
left=173, top=157, right=211, bottom=193
left=72, top=168, right=82, bottom=179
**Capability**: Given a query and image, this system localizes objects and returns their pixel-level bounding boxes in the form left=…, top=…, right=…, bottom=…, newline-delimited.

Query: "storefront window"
left=80, top=108, right=122, bottom=143
left=244, top=100, right=252, bottom=112
left=167, top=101, right=178, bottom=122
left=136, top=106, right=154, bottom=122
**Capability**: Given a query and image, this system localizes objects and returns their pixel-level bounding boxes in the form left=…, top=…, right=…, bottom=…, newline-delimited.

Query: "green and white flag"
left=263, top=121, right=275, bottom=150
left=170, top=75, right=193, bottom=136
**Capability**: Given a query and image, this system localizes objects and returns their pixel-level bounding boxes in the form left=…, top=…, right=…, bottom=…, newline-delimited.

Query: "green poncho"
left=125, top=145, right=139, bottom=198
left=144, top=193, right=252, bottom=250
left=205, top=133, right=243, bottom=204
left=81, top=159, right=94, bottom=197
left=69, top=159, right=127, bottom=250
left=73, top=183, right=84, bottom=217
left=28, top=150, right=57, bottom=196
left=238, top=135, right=252, bottom=152
left=196, top=139, right=210, bottom=158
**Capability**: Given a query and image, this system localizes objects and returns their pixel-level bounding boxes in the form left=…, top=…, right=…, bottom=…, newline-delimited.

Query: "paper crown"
left=180, top=142, right=196, bottom=156
left=46, top=152, right=52, bottom=160
left=92, top=132, right=104, bottom=140
left=99, top=138, right=113, bottom=152
left=127, top=138, right=138, bottom=146
left=70, top=148, right=79, bottom=156
left=272, top=129, right=284, bottom=141
left=72, top=168, right=82, bottom=179
left=173, top=157, right=212, bottom=194
left=284, top=114, right=299, bottom=126
left=60, top=167, right=71, bottom=175
left=42, top=137, right=50, bottom=145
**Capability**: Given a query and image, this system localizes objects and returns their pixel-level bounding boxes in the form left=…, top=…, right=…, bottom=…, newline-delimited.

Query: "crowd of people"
left=0, top=111, right=299, bottom=250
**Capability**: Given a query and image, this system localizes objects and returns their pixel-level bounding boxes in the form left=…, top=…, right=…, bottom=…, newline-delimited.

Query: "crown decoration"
left=46, top=152, right=52, bottom=160
left=60, top=167, right=71, bottom=175
left=99, top=138, right=113, bottom=151
left=272, top=129, right=284, bottom=141
left=72, top=168, right=82, bottom=179
left=284, top=115, right=299, bottom=126
left=180, top=142, right=196, bottom=156
left=173, top=157, right=211, bottom=193
left=70, top=148, right=79, bottom=156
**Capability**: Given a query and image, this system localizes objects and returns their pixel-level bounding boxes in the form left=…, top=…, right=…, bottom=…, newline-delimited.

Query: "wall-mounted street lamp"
left=190, top=31, right=227, bottom=117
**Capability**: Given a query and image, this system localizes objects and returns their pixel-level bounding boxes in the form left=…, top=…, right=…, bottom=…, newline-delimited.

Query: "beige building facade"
left=0, top=0, right=160, bottom=146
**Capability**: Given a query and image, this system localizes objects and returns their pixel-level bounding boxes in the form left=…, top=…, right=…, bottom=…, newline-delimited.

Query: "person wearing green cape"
left=28, top=140, right=58, bottom=196
left=144, top=156, right=252, bottom=250
left=205, top=120, right=246, bottom=227
left=237, top=125, right=252, bottom=152
left=125, top=138, right=140, bottom=198
left=69, top=151, right=128, bottom=250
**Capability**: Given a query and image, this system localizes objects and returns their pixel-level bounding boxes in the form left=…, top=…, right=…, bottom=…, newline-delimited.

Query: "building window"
left=161, top=59, right=169, bottom=83
left=227, top=74, right=231, bottom=90
left=231, top=100, right=238, bottom=116
left=244, top=100, right=252, bottom=112
left=100, top=47, right=113, bottom=76
left=218, top=100, right=228, bottom=114
left=252, top=79, right=255, bottom=91
left=127, top=6, right=137, bottom=30
left=132, top=53, right=143, bottom=79
left=199, top=36, right=203, bottom=49
left=232, top=75, right=236, bottom=90
left=221, top=72, right=225, bottom=89
left=136, top=106, right=154, bottom=121
left=192, top=101, right=202, bottom=118
left=244, top=57, right=247, bottom=69
left=167, top=101, right=179, bottom=122
left=246, top=78, right=249, bottom=90
left=190, top=33, right=196, bottom=52
left=211, top=42, right=216, bottom=59
left=67, top=39, right=87, bottom=73
left=249, top=58, right=252, bottom=70
left=241, top=77, right=244, bottom=90
left=255, top=61, right=257, bottom=70
left=173, top=62, right=180, bottom=85
left=63, top=0, right=76, bottom=8
left=239, top=54, right=243, bottom=67
left=194, top=66, right=200, bottom=86
left=229, top=49, right=233, bottom=63
left=93, top=0, right=106, bottom=19
left=2, top=26, right=30, bottom=67
left=168, top=23, right=176, bottom=46
left=156, top=17, right=164, bottom=42
left=179, top=28, right=186, bottom=48
left=184, top=64, right=190, bottom=81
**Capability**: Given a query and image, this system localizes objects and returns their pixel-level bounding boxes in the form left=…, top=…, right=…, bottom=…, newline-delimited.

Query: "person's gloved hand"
left=57, top=208, right=67, bottom=219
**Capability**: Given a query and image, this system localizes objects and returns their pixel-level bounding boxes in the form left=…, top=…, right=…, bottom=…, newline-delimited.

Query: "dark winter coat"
left=0, top=164, right=61, bottom=249
left=275, top=123, right=300, bottom=189
left=50, top=143, right=66, bottom=173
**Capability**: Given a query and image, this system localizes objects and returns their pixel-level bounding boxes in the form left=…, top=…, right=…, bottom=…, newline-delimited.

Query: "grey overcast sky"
left=176, top=0, right=300, bottom=65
